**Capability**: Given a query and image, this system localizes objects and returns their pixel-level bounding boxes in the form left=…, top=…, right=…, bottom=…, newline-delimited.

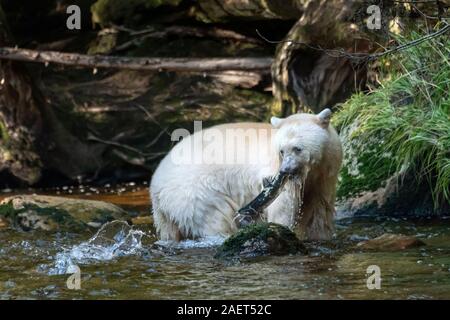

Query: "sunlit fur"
left=269, top=112, right=343, bottom=239
left=150, top=110, right=342, bottom=241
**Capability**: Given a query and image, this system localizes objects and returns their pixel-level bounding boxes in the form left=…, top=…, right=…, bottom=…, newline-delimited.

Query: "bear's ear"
left=317, top=108, right=332, bottom=127
left=270, top=116, right=284, bottom=128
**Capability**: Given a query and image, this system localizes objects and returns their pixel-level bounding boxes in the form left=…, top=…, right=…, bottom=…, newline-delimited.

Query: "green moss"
left=28, top=204, right=86, bottom=230
left=215, top=222, right=305, bottom=259
left=87, top=31, right=118, bottom=55
left=92, top=209, right=116, bottom=224
left=0, top=202, right=16, bottom=219
left=0, top=121, right=9, bottom=142
left=336, top=129, right=397, bottom=199
left=0, top=202, right=89, bottom=231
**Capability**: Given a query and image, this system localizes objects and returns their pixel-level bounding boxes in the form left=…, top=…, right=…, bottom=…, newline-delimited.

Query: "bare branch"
left=87, top=132, right=166, bottom=158
left=256, top=21, right=450, bottom=63
left=112, top=24, right=263, bottom=45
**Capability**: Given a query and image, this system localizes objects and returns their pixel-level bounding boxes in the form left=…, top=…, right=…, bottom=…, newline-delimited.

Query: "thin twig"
left=256, top=21, right=450, bottom=63
left=87, top=133, right=165, bottom=158
left=392, top=1, right=441, bottom=3
left=134, top=104, right=172, bottom=139
left=113, top=24, right=263, bottom=44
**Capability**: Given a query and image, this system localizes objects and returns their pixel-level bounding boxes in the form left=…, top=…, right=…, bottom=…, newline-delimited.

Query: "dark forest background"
left=0, top=0, right=448, bottom=215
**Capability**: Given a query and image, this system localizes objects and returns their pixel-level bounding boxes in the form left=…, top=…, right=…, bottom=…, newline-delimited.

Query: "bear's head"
left=270, top=108, right=332, bottom=177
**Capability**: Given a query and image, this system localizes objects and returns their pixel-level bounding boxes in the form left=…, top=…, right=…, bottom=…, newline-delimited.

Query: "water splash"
left=290, top=167, right=309, bottom=229
left=47, top=221, right=149, bottom=275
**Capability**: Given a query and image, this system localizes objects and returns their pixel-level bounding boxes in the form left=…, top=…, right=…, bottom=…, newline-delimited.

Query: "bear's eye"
left=279, top=150, right=284, bottom=157
left=293, top=146, right=302, bottom=153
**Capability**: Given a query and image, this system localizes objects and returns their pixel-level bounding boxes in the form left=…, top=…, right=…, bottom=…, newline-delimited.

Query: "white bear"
left=150, top=109, right=342, bottom=241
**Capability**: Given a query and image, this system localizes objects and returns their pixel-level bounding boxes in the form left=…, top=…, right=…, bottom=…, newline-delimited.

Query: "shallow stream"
left=0, top=184, right=449, bottom=299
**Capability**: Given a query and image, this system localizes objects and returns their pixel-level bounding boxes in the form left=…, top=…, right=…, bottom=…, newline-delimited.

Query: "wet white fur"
left=150, top=110, right=342, bottom=241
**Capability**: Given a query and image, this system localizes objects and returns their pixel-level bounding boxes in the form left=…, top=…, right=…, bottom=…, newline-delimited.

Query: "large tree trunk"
left=271, top=0, right=377, bottom=116
left=0, top=7, right=44, bottom=183
left=196, top=0, right=305, bottom=21
left=0, top=5, right=103, bottom=185
left=270, top=0, right=442, bottom=116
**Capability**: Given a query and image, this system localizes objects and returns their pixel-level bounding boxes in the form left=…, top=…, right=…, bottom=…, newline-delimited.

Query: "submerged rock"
left=0, top=195, right=130, bottom=232
left=215, top=222, right=306, bottom=259
left=131, top=215, right=153, bottom=225
left=356, top=233, right=426, bottom=251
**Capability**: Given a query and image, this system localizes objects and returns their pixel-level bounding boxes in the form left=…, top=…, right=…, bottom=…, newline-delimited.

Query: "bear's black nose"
left=279, top=166, right=296, bottom=174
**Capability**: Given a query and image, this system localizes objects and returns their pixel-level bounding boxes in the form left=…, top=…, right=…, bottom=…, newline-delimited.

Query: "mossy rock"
left=215, top=222, right=307, bottom=259
left=335, top=124, right=396, bottom=200
left=0, top=195, right=131, bottom=232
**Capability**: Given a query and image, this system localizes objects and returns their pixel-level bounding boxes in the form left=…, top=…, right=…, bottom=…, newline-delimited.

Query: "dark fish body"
left=236, top=172, right=288, bottom=226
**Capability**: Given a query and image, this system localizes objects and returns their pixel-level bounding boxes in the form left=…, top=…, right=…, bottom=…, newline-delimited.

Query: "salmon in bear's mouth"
left=235, top=168, right=308, bottom=228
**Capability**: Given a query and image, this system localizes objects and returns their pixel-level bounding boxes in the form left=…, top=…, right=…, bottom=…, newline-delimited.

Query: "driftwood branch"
left=0, top=47, right=273, bottom=72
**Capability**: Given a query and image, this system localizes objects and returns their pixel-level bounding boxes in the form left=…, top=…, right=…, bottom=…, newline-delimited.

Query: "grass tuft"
left=334, top=27, right=450, bottom=208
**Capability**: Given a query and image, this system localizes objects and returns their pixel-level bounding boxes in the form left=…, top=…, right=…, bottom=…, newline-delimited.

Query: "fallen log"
left=0, top=47, right=273, bottom=72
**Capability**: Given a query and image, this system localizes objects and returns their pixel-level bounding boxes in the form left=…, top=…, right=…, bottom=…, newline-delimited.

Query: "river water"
left=0, top=184, right=449, bottom=299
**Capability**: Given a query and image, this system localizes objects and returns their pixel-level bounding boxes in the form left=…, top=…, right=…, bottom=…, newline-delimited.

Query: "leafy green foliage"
left=334, top=28, right=450, bottom=207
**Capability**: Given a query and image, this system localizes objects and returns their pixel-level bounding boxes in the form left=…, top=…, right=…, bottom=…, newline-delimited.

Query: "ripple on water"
left=155, top=236, right=225, bottom=249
